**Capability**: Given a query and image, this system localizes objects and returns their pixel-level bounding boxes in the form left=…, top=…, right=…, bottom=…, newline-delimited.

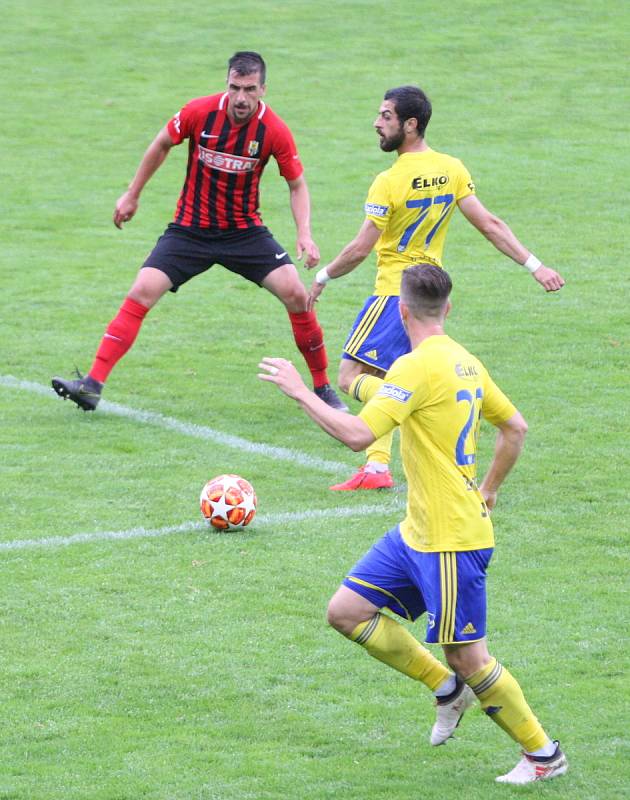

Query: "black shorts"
left=143, top=223, right=294, bottom=292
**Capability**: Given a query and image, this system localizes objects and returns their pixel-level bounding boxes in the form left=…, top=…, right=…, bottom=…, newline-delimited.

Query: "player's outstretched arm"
left=479, top=411, right=528, bottom=511
left=258, top=357, right=375, bottom=450
left=306, top=219, right=382, bottom=310
left=457, top=195, right=565, bottom=292
left=113, top=127, right=174, bottom=229
left=287, top=176, right=320, bottom=268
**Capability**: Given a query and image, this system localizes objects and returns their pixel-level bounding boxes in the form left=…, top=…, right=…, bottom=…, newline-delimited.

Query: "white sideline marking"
left=0, top=503, right=404, bottom=552
left=0, top=375, right=351, bottom=474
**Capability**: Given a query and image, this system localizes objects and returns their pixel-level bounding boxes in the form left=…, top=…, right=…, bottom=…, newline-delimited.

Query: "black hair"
left=383, top=85, right=432, bottom=136
left=228, top=51, right=266, bottom=84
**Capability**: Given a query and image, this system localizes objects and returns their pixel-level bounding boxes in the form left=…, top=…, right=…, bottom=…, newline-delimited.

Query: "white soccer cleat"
left=430, top=679, right=476, bottom=745
left=495, top=741, right=568, bottom=784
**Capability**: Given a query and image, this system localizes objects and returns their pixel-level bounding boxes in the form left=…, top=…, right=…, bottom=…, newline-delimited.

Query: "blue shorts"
left=343, top=525, right=493, bottom=644
left=342, top=295, right=411, bottom=372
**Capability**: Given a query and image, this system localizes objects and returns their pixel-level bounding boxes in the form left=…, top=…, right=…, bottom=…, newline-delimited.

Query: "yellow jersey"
left=364, top=149, right=475, bottom=295
left=359, top=335, right=516, bottom=552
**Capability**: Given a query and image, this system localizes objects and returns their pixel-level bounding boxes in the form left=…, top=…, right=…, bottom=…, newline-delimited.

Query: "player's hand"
left=296, top=236, right=320, bottom=269
left=480, top=487, right=497, bottom=512
left=113, top=191, right=139, bottom=229
left=307, top=280, right=326, bottom=311
left=258, top=357, right=308, bottom=400
left=532, top=265, right=565, bottom=292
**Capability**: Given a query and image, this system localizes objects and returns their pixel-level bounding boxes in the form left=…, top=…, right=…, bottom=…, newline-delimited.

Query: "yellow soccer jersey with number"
left=359, top=335, right=516, bottom=552
left=364, top=149, right=475, bottom=295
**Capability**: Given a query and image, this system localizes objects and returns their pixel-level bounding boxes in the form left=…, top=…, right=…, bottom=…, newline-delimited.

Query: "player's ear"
left=444, top=300, right=452, bottom=318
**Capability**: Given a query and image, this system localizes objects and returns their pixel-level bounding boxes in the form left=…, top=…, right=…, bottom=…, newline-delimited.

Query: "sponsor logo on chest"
left=411, top=173, right=449, bottom=190
left=197, top=144, right=259, bottom=173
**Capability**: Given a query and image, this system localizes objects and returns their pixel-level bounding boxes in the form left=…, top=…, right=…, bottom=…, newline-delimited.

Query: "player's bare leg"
left=262, top=263, right=347, bottom=410
left=52, top=268, right=171, bottom=410
left=330, top=359, right=394, bottom=490
left=126, top=266, right=173, bottom=309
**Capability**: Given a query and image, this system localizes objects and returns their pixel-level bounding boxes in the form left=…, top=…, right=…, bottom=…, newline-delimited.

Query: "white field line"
left=0, top=503, right=404, bottom=552
left=0, top=375, right=351, bottom=474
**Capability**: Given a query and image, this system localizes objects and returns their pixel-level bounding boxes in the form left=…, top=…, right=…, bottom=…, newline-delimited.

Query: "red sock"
left=288, top=310, right=329, bottom=388
left=89, top=297, right=149, bottom=383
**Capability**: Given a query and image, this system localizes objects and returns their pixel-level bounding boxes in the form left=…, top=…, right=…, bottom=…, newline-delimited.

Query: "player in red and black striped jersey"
left=167, top=90, right=301, bottom=230
left=52, top=51, right=346, bottom=413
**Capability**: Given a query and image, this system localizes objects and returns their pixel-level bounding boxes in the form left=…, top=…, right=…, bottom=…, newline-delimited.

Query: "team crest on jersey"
left=378, top=383, right=412, bottom=403
left=247, top=140, right=259, bottom=156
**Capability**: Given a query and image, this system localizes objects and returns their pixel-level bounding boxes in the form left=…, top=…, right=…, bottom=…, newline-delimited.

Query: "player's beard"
left=379, top=124, right=405, bottom=152
left=230, top=102, right=255, bottom=123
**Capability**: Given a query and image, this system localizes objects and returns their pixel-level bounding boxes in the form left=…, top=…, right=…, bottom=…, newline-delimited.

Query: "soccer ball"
left=200, top=474, right=257, bottom=531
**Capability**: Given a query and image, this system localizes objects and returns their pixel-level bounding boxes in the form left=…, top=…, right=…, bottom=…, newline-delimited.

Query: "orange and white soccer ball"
left=200, top=474, right=257, bottom=531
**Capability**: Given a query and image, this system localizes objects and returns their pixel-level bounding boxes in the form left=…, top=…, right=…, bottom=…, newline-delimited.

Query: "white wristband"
left=523, top=253, right=542, bottom=273
left=315, top=267, right=331, bottom=285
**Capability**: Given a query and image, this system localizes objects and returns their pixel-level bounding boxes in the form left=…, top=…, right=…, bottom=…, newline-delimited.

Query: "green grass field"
left=1, top=1, right=628, bottom=798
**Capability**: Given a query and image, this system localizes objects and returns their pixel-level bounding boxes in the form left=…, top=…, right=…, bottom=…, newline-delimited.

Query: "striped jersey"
left=166, top=93, right=304, bottom=229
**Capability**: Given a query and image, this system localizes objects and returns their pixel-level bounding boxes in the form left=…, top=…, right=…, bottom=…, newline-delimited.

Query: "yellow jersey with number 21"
left=365, top=149, right=475, bottom=295
left=359, top=335, right=516, bottom=552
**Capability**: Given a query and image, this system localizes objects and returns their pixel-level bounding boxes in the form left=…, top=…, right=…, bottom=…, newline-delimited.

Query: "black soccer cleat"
left=314, top=383, right=349, bottom=412
left=51, top=370, right=102, bottom=411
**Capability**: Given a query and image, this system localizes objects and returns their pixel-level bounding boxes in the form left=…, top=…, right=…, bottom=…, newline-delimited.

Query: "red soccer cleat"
left=329, top=466, right=394, bottom=491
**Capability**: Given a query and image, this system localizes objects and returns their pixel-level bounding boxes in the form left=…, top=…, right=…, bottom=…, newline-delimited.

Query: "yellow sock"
left=350, top=612, right=450, bottom=691
left=465, top=658, right=548, bottom=752
left=349, top=374, right=383, bottom=403
left=366, top=430, right=394, bottom=466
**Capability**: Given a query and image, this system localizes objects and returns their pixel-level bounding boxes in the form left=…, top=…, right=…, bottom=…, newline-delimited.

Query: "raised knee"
left=326, top=599, right=344, bottom=631
left=282, top=285, right=308, bottom=313
left=337, top=364, right=358, bottom=394
left=326, top=598, right=354, bottom=634
left=337, top=360, right=369, bottom=395
left=128, top=268, right=171, bottom=308
left=337, top=373, right=352, bottom=394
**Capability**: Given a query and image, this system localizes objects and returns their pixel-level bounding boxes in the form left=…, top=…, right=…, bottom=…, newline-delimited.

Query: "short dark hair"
left=400, top=263, right=451, bottom=318
left=383, top=85, right=432, bottom=137
left=228, top=51, right=266, bottom=84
